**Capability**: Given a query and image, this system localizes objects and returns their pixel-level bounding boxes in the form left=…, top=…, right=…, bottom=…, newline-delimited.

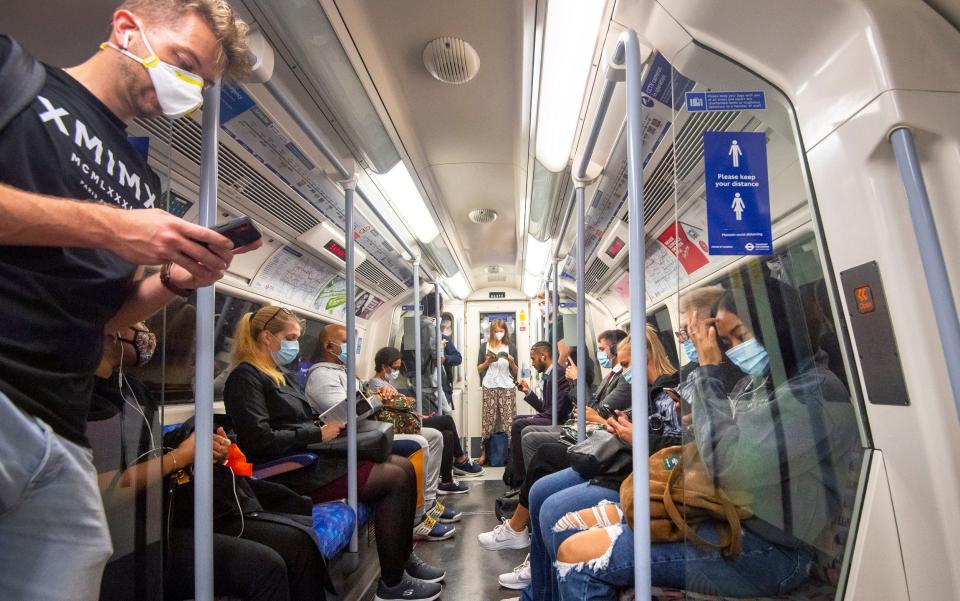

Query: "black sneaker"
left=405, top=553, right=446, bottom=583
left=374, top=575, right=443, bottom=601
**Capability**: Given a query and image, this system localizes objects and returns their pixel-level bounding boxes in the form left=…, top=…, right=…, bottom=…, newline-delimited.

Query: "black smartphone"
left=211, top=216, right=262, bottom=248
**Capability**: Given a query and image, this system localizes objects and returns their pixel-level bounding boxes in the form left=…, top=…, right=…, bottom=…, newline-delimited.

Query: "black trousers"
left=519, top=441, right=571, bottom=508
left=166, top=528, right=291, bottom=601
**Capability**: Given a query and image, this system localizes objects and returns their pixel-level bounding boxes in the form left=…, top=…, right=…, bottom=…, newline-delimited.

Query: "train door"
left=464, top=300, right=534, bottom=456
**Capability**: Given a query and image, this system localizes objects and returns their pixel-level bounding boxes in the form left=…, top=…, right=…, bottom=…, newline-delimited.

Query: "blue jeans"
left=521, top=468, right=621, bottom=601
left=557, top=521, right=814, bottom=600
left=0, top=393, right=113, bottom=601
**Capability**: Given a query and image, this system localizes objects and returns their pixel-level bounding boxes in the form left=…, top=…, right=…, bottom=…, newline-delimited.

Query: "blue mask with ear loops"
left=337, top=342, right=349, bottom=364
left=623, top=369, right=633, bottom=384
left=725, top=338, right=769, bottom=377
left=682, top=339, right=699, bottom=363
left=272, top=340, right=300, bottom=366
left=597, top=350, right=612, bottom=369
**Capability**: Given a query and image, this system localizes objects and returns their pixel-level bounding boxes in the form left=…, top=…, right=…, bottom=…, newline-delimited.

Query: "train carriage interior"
left=2, top=1, right=960, bottom=600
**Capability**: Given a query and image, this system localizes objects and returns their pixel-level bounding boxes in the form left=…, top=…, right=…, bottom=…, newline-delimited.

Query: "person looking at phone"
left=477, top=318, right=519, bottom=465
left=0, top=3, right=260, bottom=598
left=225, top=308, right=444, bottom=600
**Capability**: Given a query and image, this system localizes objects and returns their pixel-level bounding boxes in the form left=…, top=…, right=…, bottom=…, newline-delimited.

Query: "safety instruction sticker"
left=703, top=131, right=771, bottom=255
left=685, top=91, right=766, bottom=112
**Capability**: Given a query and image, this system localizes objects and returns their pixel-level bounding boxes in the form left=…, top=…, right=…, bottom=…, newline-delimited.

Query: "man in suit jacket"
left=509, top=341, right=571, bottom=483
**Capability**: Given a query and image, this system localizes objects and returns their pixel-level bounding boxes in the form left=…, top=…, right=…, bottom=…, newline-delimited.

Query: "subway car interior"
left=2, top=1, right=960, bottom=600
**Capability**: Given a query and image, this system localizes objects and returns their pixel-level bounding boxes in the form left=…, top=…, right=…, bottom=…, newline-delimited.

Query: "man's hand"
left=565, top=358, right=578, bottom=381
left=517, top=379, right=530, bottom=393
left=107, top=209, right=263, bottom=285
left=584, top=406, right=604, bottom=424
left=689, top=312, right=723, bottom=366
left=321, top=422, right=345, bottom=442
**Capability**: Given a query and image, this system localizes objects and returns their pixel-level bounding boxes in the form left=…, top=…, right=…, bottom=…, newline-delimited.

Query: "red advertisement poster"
left=657, top=222, right=709, bottom=275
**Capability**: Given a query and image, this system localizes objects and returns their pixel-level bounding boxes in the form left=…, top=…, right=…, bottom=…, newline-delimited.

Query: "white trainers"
left=477, top=519, right=530, bottom=550
left=498, top=554, right=531, bottom=590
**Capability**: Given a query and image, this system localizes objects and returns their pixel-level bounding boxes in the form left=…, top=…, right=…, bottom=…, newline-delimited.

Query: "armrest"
left=253, top=453, right=318, bottom=480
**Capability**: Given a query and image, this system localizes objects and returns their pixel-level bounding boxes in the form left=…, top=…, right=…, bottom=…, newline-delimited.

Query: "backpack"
left=0, top=35, right=46, bottom=134
left=375, top=395, right=421, bottom=435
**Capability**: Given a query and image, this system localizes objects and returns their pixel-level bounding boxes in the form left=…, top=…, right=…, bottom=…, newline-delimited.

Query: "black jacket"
left=524, top=367, right=573, bottom=422
left=224, top=362, right=346, bottom=492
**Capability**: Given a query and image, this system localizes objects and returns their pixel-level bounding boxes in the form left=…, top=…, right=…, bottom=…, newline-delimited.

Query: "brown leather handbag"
left=621, top=443, right=752, bottom=558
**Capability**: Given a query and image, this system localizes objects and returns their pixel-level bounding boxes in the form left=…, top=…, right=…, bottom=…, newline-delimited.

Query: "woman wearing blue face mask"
left=548, top=277, right=859, bottom=600
left=224, top=307, right=444, bottom=600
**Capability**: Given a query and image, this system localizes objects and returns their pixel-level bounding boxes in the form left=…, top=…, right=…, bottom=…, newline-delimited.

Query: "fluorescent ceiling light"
left=445, top=272, right=471, bottom=299
left=522, top=271, right=542, bottom=298
left=374, top=162, right=440, bottom=244
left=525, top=234, right=552, bottom=280
left=535, top=0, right=607, bottom=172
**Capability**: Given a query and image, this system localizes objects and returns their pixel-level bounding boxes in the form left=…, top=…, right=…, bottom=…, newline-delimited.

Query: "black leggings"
left=423, top=414, right=465, bottom=483
left=519, top=442, right=571, bottom=508
left=217, top=515, right=329, bottom=601
left=359, top=455, right=418, bottom=586
left=166, top=528, right=290, bottom=601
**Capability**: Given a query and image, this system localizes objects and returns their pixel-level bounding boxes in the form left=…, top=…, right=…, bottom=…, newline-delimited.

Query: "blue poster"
left=703, top=131, right=771, bottom=255
left=686, top=91, right=766, bottom=112
left=219, top=84, right=256, bottom=125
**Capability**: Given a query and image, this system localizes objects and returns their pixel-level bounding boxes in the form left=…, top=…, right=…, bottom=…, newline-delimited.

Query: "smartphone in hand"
left=210, top=216, right=262, bottom=248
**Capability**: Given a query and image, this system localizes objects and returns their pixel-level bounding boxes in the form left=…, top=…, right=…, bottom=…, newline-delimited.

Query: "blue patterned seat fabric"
left=311, top=501, right=374, bottom=559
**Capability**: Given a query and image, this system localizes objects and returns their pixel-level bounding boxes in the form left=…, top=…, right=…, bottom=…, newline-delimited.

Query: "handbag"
left=567, top=430, right=632, bottom=479
left=486, top=431, right=509, bottom=467
left=559, top=420, right=605, bottom=446
left=375, top=395, right=421, bottom=434
left=308, top=419, right=394, bottom=463
left=621, top=443, right=752, bottom=558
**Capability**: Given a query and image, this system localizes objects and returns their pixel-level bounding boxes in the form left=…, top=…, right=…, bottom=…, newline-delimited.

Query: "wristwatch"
left=160, top=262, right=193, bottom=298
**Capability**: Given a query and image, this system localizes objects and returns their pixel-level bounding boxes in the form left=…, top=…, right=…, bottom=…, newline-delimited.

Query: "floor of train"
left=409, top=468, right=527, bottom=601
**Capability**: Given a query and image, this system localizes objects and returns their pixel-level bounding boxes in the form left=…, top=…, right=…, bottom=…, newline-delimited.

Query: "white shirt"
left=482, top=343, right=515, bottom=389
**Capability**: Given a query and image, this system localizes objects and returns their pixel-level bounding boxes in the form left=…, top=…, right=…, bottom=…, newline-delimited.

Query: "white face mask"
left=494, top=331, right=505, bottom=341
left=386, top=368, right=400, bottom=382
left=104, top=24, right=205, bottom=119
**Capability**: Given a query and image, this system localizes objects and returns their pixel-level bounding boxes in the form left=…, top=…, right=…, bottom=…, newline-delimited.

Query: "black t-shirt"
left=0, top=42, right=160, bottom=446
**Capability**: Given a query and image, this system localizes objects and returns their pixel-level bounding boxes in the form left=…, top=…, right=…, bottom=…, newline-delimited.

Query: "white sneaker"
left=498, top=554, right=531, bottom=590
left=478, top=519, right=530, bottom=550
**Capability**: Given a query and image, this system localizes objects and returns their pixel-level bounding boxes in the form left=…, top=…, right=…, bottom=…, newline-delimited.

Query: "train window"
left=645, top=44, right=867, bottom=598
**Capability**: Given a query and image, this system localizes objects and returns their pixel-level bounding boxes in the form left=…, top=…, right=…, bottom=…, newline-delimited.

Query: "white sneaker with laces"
left=498, top=554, right=531, bottom=589
left=477, top=519, right=530, bottom=550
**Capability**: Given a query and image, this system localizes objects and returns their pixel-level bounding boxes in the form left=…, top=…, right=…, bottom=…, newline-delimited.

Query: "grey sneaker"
left=405, top=553, right=446, bottom=583
left=374, top=574, right=443, bottom=601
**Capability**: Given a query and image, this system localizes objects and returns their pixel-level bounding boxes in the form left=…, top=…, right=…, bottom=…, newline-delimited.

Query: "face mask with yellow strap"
left=102, top=22, right=204, bottom=119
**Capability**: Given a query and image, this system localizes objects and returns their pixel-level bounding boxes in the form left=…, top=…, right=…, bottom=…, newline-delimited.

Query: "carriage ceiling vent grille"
left=357, top=260, right=405, bottom=298
left=134, top=117, right=320, bottom=235
left=583, top=258, right=610, bottom=294
left=487, top=274, right=507, bottom=283
left=622, top=110, right=740, bottom=226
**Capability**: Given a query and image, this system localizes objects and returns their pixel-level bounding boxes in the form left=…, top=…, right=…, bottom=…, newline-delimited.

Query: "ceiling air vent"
left=487, top=274, right=507, bottom=283
left=468, top=208, right=499, bottom=224
left=356, top=259, right=405, bottom=298
left=486, top=265, right=504, bottom=274
left=423, top=37, right=480, bottom=85
left=134, top=117, right=320, bottom=235
left=583, top=258, right=610, bottom=294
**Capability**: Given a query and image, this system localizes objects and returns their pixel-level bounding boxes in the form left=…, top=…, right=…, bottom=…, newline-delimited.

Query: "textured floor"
left=413, top=474, right=529, bottom=601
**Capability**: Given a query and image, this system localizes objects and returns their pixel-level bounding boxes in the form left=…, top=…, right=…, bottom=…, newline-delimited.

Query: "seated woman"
left=88, top=325, right=315, bottom=601
left=551, top=277, right=859, bottom=599
left=492, top=326, right=679, bottom=596
left=367, top=346, right=479, bottom=494
left=223, top=306, right=444, bottom=601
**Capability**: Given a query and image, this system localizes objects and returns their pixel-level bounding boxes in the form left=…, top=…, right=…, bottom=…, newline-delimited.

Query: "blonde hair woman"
left=223, top=306, right=444, bottom=599
left=476, top=318, right=518, bottom=465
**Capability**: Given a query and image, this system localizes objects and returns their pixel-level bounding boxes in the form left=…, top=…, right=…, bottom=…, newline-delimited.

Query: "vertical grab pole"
left=413, top=260, right=423, bottom=416
left=623, top=31, right=650, bottom=599
left=341, top=175, right=360, bottom=552
left=574, top=181, right=587, bottom=443
left=890, top=127, right=960, bottom=422
left=551, top=260, right=560, bottom=426
left=193, top=81, right=221, bottom=601
left=435, top=283, right=444, bottom=415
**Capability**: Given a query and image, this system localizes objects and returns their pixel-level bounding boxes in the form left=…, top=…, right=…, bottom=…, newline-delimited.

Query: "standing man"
left=440, top=319, right=462, bottom=411
left=0, top=2, right=257, bottom=599
left=510, top=341, right=571, bottom=484
left=420, top=292, right=443, bottom=416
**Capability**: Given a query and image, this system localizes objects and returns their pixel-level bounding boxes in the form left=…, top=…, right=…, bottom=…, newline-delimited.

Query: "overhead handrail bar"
left=193, top=80, right=222, bottom=601
left=890, top=127, right=960, bottom=422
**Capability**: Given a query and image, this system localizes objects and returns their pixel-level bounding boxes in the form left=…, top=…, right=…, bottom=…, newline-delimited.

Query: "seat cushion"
left=311, top=501, right=377, bottom=559
left=252, top=453, right=318, bottom=480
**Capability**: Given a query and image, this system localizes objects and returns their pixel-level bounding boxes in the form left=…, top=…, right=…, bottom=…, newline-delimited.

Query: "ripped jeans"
left=555, top=520, right=814, bottom=601
left=521, top=468, right=621, bottom=601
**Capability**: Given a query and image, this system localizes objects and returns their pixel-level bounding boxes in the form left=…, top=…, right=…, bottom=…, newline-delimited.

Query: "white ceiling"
left=331, top=0, right=530, bottom=289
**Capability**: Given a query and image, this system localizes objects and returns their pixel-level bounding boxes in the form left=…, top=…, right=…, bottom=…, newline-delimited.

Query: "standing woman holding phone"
left=477, top=319, right=518, bottom=465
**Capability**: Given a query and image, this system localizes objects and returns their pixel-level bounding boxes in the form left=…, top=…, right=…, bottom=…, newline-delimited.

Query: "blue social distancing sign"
left=703, top=131, right=772, bottom=255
